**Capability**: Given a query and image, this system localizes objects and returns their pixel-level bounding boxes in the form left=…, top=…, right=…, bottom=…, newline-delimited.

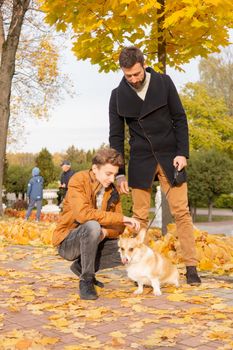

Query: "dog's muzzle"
left=121, top=257, right=129, bottom=265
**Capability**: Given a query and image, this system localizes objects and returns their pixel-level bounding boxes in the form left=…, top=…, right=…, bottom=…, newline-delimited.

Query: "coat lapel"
left=116, top=68, right=167, bottom=118
left=140, top=68, right=167, bottom=118
left=117, top=79, right=143, bottom=118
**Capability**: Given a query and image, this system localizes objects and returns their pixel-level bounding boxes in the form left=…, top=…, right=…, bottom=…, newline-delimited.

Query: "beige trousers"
left=131, top=164, right=198, bottom=266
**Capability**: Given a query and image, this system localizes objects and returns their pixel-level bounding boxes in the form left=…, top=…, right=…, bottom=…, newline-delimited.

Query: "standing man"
left=25, top=167, right=44, bottom=222
left=53, top=147, right=140, bottom=300
left=57, top=160, right=75, bottom=205
left=109, top=46, right=201, bottom=285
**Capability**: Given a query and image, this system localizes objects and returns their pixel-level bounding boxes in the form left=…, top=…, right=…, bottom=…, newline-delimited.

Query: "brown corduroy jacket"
left=52, top=169, right=125, bottom=246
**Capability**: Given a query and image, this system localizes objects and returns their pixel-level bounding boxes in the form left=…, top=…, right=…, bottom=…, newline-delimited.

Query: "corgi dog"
left=118, top=228, right=179, bottom=296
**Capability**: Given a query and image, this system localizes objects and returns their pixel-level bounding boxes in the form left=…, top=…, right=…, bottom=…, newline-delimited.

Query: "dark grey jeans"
left=26, top=199, right=42, bottom=220
left=58, top=220, right=122, bottom=279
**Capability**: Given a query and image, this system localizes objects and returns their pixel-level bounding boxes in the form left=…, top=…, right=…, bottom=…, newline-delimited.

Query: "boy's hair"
left=119, top=46, right=145, bottom=68
left=92, top=147, right=123, bottom=168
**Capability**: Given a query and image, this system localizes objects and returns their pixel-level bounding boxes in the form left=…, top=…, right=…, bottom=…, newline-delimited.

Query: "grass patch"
left=194, top=215, right=233, bottom=223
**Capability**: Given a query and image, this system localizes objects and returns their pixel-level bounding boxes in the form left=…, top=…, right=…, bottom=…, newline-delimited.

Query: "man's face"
left=92, top=163, right=119, bottom=188
left=122, top=62, right=146, bottom=89
left=62, top=165, right=70, bottom=172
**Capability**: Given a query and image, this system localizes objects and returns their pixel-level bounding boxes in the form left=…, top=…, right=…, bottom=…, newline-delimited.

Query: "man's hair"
left=119, top=46, right=145, bottom=68
left=92, top=147, right=123, bottom=168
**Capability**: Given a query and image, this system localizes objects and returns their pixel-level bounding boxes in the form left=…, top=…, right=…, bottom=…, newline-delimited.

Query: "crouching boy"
left=52, top=147, right=140, bottom=300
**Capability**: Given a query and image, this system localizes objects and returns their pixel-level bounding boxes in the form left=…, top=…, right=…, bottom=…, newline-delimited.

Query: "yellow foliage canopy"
left=41, top=0, right=233, bottom=72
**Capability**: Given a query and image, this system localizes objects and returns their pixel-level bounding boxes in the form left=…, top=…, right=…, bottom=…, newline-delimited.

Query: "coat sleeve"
left=109, top=89, right=126, bottom=175
left=27, top=179, right=33, bottom=197
left=67, top=175, right=124, bottom=226
left=166, top=75, right=189, bottom=158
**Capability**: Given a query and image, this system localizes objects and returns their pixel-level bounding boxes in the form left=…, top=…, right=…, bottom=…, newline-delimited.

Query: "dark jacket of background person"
left=109, top=67, right=189, bottom=188
left=27, top=167, right=44, bottom=200
left=52, top=169, right=124, bottom=246
left=60, top=168, right=75, bottom=190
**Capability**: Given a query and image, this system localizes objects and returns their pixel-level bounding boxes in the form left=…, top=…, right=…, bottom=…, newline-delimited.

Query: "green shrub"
left=121, top=194, right=133, bottom=217
left=214, top=194, right=233, bottom=208
left=46, top=181, right=60, bottom=189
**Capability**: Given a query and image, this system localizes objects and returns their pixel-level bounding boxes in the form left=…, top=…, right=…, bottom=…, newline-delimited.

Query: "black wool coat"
left=109, top=67, right=189, bottom=188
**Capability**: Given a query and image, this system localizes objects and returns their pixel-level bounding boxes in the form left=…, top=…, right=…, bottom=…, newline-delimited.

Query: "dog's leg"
left=174, top=279, right=180, bottom=287
left=172, top=270, right=180, bottom=288
left=134, top=282, right=144, bottom=295
left=151, top=278, right=162, bottom=296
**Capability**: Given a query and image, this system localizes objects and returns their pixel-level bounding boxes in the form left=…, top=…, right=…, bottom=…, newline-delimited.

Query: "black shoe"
left=70, top=260, right=104, bottom=288
left=186, top=266, right=201, bottom=285
left=79, top=278, right=98, bottom=300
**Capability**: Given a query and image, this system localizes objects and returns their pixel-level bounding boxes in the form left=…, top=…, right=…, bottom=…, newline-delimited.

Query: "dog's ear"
left=136, top=228, right=147, bottom=244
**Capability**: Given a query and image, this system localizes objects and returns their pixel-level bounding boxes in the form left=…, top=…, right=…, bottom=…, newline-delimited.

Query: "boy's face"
left=92, top=163, right=119, bottom=188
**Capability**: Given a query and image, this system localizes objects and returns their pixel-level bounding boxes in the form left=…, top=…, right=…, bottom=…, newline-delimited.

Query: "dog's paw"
left=134, top=288, right=143, bottom=295
left=153, top=289, right=162, bottom=296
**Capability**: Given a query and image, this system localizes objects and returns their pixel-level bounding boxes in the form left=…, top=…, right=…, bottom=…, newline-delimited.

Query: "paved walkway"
left=194, top=220, right=233, bottom=236
left=1, top=244, right=233, bottom=350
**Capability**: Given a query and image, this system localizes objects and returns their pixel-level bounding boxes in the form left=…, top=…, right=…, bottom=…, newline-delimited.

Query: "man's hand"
left=123, top=216, right=140, bottom=231
left=116, top=175, right=129, bottom=194
left=173, top=156, right=187, bottom=171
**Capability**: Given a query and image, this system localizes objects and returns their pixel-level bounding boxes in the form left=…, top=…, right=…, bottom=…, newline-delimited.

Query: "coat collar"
left=116, top=67, right=167, bottom=118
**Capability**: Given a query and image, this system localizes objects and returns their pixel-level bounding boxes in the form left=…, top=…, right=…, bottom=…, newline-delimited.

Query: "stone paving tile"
left=1, top=244, right=233, bottom=350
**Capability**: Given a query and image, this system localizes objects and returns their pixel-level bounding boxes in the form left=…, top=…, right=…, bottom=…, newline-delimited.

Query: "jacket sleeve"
left=67, top=175, right=124, bottom=226
left=109, top=89, right=126, bottom=175
left=27, top=179, right=32, bottom=197
left=166, top=75, right=189, bottom=158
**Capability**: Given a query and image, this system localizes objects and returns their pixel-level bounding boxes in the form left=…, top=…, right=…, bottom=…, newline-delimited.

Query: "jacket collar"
left=88, top=169, right=103, bottom=197
left=116, top=67, right=167, bottom=118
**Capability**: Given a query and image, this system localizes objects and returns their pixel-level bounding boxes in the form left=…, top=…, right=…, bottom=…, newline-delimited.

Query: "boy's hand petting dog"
left=123, top=216, right=140, bottom=231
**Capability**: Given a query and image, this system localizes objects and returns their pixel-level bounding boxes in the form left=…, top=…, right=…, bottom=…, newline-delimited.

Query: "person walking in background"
left=57, top=160, right=75, bottom=206
left=109, top=46, right=201, bottom=285
left=25, top=167, right=44, bottom=222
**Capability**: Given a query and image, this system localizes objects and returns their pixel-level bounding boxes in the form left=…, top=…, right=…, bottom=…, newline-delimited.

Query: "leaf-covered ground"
left=0, top=219, right=233, bottom=349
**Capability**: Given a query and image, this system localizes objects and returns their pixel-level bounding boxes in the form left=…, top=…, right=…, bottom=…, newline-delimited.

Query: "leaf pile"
left=148, top=223, right=233, bottom=275
left=5, top=208, right=59, bottom=222
left=1, top=219, right=233, bottom=274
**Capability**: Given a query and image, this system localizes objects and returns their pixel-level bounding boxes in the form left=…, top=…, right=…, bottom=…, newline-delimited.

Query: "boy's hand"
left=123, top=217, right=140, bottom=231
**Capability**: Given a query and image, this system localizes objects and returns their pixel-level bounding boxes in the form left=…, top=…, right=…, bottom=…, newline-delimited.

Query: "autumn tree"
left=42, top=0, right=233, bottom=72
left=35, top=148, right=55, bottom=187
left=199, top=48, right=233, bottom=117
left=6, top=152, right=35, bottom=167
left=4, top=164, right=31, bottom=199
left=0, top=0, right=72, bottom=215
left=180, top=82, right=233, bottom=154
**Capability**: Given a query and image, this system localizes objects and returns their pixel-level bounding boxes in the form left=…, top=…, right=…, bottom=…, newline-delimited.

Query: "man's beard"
left=128, top=70, right=146, bottom=89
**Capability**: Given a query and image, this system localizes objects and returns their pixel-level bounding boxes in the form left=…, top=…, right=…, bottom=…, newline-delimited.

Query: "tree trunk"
left=158, top=0, right=166, bottom=73
left=208, top=200, right=213, bottom=222
left=158, top=0, right=173, bottom=233
left=0, top=0, right=30, bottom=215
left=193, top=206, right=197, bottom=222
